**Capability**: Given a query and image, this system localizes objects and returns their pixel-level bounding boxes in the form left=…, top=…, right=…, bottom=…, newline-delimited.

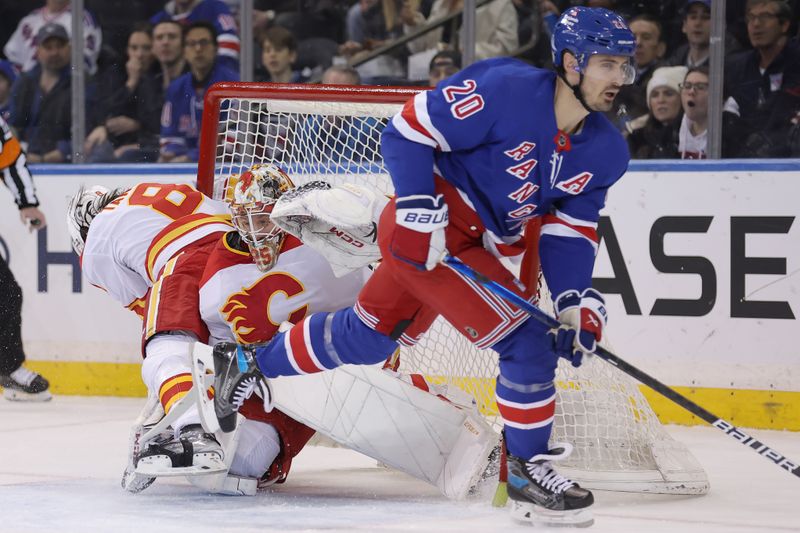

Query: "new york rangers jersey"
left=160, top=62, right=239, bottom=161
left=381, top=57, right=630, bottom=296
left=3, top=7, right=102, bottom=74
left=150, top=0, right=240, bottom=71
left=198, top=234, right=371, bottom=346
left=81, top=182, right=231, bottom=311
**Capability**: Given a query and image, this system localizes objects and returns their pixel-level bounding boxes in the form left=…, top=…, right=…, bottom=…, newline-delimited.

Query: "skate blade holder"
left=191, top=342, right=223, bottom=434
left=136, top=453, right=227, bottom=477
left=510, top=500, right=594, bottom=529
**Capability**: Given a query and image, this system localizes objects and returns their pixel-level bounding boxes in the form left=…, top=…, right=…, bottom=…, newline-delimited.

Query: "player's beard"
left=588, top=84, right=620, bottom=113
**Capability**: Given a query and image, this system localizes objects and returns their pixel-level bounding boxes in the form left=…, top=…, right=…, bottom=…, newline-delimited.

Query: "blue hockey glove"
left=390, top=194, right=448, bottom=271
left=551, top=288, right=608, bottom=367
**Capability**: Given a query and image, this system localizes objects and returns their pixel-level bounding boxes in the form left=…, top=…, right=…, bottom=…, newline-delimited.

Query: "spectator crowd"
left=0, top=0, right=798, bottom=162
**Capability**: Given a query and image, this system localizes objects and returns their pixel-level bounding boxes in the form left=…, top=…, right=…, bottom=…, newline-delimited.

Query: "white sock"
left=229, top=420, right=281, bottom=479
left=10, top=367, right=37, bottom=385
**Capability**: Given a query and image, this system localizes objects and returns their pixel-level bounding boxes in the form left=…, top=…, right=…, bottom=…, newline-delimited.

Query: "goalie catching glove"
left=270, top=181, right=387, bottom=276
left=391, top=194, right=448, bottom=271
left=551, top=288, right=607, bottom=367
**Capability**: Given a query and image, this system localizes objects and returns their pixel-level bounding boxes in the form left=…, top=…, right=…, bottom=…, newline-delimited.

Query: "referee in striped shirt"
left=0, top=115, right=51, bottom=401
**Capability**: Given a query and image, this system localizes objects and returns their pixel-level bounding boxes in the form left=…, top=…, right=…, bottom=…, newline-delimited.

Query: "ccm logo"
left=329, top=227, right=365, bottom=248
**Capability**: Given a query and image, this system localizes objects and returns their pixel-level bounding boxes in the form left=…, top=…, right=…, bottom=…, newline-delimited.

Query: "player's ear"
left=563, top=52, right=580, bottom=73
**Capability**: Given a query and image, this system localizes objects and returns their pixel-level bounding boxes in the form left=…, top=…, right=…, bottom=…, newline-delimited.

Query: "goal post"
left=196, top=82, right=709, bottom=495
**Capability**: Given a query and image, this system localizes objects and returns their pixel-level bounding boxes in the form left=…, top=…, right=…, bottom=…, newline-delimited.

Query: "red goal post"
left=197, top=82, right=421, bottom=198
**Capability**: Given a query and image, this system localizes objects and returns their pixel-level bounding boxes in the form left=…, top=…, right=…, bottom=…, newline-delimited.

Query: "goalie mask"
left=66, top=185, right=116, bottom=256
left=230, top=164, right=295, bottom=272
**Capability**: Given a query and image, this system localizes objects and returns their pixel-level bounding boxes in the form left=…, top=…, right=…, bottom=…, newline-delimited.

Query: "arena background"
left=1, top=160, right=797, bottom=430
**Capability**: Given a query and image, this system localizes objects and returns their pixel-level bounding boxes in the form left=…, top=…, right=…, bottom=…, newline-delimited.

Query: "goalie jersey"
left=81, top=182, right=231, bottom=312
left=199, top=234, right=371, bottom=346
left=381, top=57, right=630, bottom=297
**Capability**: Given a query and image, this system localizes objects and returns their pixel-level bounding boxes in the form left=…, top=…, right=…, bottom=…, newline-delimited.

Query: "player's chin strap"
left=557, top=67, right=593, bottom=114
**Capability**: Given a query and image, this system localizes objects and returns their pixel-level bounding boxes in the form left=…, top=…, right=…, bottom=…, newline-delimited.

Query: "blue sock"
left=254, top=307, right=397, bottom=377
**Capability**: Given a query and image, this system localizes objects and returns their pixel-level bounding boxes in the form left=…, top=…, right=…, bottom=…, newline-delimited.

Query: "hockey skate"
left=135, top=424, right=226, bottom=477
left=211, top=342, right=271, bottom=433
left=0, top=366, right=51, bottom=401
left=507, top=443, right=594, bottom=528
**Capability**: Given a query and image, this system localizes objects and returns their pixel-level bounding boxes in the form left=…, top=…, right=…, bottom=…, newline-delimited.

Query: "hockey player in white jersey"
left=69, top=167, right=496, bottom=498
left=68, top=181, right=231, bottom=315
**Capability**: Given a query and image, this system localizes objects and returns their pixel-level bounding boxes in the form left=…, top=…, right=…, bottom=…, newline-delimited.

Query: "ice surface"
left=1, top=397, right=799, bottom=533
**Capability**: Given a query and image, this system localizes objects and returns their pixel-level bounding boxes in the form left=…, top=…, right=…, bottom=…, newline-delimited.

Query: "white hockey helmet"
left=66, top=185, right=113, bottom=256
left=230, top=164, right=295, bottom=272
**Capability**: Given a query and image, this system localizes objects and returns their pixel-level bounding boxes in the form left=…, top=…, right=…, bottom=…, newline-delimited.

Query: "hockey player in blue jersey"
left=211, top=6, right=635, bottom=526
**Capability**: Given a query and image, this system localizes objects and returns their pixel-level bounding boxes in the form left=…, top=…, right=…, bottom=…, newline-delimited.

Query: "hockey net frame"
left=197, top=82, right=708, bottom=495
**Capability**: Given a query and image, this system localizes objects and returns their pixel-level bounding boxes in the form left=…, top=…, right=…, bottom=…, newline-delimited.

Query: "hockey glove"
left=390, top=194, right=448, bottom=271
left=551, top=288, right=607, bottom=367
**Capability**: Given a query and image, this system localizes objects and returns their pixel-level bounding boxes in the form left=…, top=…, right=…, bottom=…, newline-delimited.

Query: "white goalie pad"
left=271, top=182, right=389, bottom=277
left=191, top=342, right=498, bottom=499
left=270, top=365, right=498, bottom=500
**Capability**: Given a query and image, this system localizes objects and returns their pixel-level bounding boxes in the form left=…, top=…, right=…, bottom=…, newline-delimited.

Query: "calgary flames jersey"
left=82, top=182, right=231, bottom=312
left=199, top=234, right=371, bottom=345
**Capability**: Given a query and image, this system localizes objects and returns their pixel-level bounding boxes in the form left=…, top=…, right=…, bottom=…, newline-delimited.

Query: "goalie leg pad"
left=229, top=419, right=281, bottom=479
left=268, top=365, right=499, bottom=499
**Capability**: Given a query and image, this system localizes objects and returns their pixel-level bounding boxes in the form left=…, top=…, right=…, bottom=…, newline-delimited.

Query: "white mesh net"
left=202, top=86, right=708, bottom=494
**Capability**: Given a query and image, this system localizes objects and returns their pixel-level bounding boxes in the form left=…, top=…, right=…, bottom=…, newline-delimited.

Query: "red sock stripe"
left=496, top=397, right=556, bottom=426
left=287, top=318, right=322, bottom=374
left=159, top=373, right=193, bottom=413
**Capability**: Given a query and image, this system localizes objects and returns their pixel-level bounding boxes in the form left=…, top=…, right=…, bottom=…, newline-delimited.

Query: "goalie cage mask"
left=66, top=184, right=119, bottom=256
left=230, top=164, right=295, bottom=272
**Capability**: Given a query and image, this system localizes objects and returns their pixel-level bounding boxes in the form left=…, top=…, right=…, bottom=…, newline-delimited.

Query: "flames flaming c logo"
left=220, top=272, right=308, bottom=344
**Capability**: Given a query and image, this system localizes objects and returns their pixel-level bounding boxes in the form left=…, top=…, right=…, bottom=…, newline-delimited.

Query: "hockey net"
left=197, top=83, right=708, bottom=494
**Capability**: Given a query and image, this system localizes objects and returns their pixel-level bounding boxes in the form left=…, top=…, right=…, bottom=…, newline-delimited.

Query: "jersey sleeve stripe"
left=391, top=112, right=438, bottom=148
left=126, top=297, right=147, bottom=319
left=217, top=35, right=240, bottom=56
left=551, top=209, right=598, bottom=229
left=146, top=214, right=232, bottom=282
left=353, top=301, right=379, bottom=329
left=412, top=91, right=451, bottom=151
left=541, top=213, right=599, bottom=249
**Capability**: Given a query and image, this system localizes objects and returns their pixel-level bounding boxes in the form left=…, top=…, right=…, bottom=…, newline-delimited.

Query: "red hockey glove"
left=390, top=194, right=448, bottom=271
left=551, top=288, right=607, bottom=367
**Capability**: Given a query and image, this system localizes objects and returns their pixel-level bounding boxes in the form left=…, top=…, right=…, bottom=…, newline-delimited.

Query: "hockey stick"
left=442, top=254, right=800, bottom=481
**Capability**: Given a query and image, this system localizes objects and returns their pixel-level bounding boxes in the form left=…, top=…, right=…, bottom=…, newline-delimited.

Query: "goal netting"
left=197, top=82, right=708, bottom=494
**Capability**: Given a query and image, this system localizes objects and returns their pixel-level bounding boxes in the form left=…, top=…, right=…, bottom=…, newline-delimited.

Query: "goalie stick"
left=442, top=254, right=800, bottom=481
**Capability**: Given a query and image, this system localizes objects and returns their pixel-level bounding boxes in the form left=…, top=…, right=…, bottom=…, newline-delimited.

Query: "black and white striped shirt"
left=0, top=116, right=38, bottom=209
